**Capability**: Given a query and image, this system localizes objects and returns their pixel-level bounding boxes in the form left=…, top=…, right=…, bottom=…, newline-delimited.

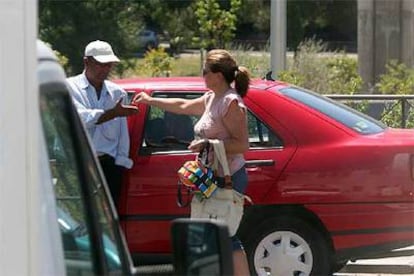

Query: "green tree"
left=233, top=0, right=269, bottom=49
left=38, top=0, right=358, bottom=70
left=194, top=0, right=241, bottom=49
left=39, top=0, right=145, bottom=75
left=156, top=7, right=197, bottom=55
left=287, top=0, right=356, bottom=51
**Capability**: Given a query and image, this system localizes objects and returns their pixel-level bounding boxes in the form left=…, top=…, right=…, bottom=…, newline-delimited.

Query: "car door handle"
left=245, top=159, right=275, bottom=167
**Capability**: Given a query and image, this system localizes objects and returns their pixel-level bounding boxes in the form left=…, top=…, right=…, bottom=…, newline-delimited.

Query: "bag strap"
left=209, top=139, right=255, bottom=204
left=210, top=139, right=232, bottom=189
left=197, top=140, right=210, bottom=166
left=176, top=181, right=191, bottom=207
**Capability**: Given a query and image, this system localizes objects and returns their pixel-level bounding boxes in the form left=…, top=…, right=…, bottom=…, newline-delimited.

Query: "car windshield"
left=279, top=87, right=387, bottom=135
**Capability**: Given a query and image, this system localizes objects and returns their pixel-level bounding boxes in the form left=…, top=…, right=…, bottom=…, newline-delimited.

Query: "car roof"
left=115, top=75, right=393, bottom=141
left=114, top=76, right=290, bottom=92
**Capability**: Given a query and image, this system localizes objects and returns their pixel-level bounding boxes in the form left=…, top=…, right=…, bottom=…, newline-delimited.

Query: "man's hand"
left=113, top=98, right=139, bottom=117
left=96, top=98, right=139, bottom=124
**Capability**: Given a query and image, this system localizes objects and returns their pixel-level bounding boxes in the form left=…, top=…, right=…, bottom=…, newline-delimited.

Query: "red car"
left=114, top=77, right=414, bottom=275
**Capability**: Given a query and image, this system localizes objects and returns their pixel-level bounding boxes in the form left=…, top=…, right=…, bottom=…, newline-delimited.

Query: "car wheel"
left=244, top=216, right=332, bottom=276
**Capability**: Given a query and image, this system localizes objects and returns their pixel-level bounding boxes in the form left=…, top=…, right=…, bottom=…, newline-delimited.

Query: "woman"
left=133, top=49, right=251, bottom=275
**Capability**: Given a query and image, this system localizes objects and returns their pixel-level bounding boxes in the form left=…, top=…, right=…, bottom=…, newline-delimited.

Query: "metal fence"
left=326, top=94, right=414, bottom=128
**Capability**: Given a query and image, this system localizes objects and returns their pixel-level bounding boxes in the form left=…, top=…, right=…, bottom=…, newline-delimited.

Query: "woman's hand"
left=132, top=92, right=151, bottom=104
left=188, top=139, right=208, bottom=153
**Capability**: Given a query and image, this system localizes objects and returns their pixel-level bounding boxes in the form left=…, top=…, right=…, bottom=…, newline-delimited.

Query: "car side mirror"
left=171, top=218, right=233, bottom=276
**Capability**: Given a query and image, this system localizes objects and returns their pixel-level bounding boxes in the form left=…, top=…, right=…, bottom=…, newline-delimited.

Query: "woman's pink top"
left=194, top=89, right=246, bottom=176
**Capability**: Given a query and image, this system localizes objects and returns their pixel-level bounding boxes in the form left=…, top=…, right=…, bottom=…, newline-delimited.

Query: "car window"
left=280, top=87, right=386, bottom=134
left=141, top=93, right=200, bottom=154
left=40, top=88, right=130, bottom=275
left=247, top=111, right=283, bottom=148
left=140, top=92, right=282, bottom=155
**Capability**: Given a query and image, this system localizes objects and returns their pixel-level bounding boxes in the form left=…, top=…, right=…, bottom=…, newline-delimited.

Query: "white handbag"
left=190, top=140, right=245, bottom=237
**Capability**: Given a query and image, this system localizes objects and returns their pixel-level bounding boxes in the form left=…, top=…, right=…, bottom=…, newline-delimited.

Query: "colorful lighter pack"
left=177, top=160, right=218, bottom=198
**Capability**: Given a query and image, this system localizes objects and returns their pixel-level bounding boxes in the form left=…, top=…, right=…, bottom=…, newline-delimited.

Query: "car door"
left=122, top=90, right=297, bottom=255
left=243, top=106, right=297, bottom=203
left=122, top=91, right=202, bottom=255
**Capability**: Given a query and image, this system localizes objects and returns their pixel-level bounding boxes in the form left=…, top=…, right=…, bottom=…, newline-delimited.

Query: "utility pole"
left=270, top=0, right=287, bottom=80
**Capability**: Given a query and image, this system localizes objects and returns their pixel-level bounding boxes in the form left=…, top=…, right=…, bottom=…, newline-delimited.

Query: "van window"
left=40, top=87, right=130, bottom=275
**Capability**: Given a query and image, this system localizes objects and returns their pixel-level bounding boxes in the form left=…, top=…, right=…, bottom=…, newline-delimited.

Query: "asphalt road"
left=134, top=246, right=414, bottom=275
left=335, top=246, right=414, bottom=276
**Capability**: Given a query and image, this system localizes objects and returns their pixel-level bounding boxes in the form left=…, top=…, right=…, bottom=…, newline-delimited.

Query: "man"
left=67, top=40, right=138, bottom=207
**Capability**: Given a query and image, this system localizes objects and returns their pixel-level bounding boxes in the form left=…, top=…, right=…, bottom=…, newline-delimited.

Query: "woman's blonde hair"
left=205, top=49, right=250, bottom=97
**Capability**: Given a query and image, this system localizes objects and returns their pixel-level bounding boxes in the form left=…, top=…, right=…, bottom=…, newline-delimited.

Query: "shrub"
left=277, top=39, right=369, bottom=113
left=278, top=39, right=361, bottom=95
left=377, top=60, right=414, bottom=95
left=142, top=47, right=173, bottom=77
left=278, top=39, right=332, bottom=93
left=230, top=43, right=270, bottom=78
left=377, top=60, right=414, bottom=128
left=326, top=55, right=362, bottom=95
left=112, top=58, right=139, bottom=79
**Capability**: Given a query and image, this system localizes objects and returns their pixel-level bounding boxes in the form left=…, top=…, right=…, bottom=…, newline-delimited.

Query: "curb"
left=340, top=264, right=414, bottom=274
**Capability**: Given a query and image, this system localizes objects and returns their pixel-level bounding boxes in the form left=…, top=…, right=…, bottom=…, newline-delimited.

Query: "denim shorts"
left=216, top=165, right=248, bottom=194
left=216, top=165, right=248, bottom=251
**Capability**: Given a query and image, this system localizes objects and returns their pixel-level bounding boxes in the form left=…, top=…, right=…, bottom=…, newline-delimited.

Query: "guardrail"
left=325, top=94, right=414, bottom=128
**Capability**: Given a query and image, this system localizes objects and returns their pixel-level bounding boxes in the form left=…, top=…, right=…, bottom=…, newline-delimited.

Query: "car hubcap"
left=254, top=231, right=313, bottom=276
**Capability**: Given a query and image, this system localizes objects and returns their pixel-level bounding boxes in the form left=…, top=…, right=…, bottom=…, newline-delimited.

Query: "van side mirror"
left=171, top=219, right=233, bottom=276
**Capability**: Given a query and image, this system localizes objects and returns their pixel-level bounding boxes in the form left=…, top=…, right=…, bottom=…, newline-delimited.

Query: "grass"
left=112, top=40, right=358, bottom=80
left=170, top=53, right=203, bottom=77
left=116, top=50, right=273, bottom=79
left=113, top=52, right=203, bottom=78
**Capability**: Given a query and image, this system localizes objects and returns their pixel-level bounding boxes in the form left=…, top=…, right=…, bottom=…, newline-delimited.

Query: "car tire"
left=244, top=216, right=333, bottom=276
left=332, top=260, right=349, bottom=273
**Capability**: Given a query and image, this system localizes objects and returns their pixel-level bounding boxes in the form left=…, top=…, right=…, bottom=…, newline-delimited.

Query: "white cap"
left=84, top=40, right=120, bottom=63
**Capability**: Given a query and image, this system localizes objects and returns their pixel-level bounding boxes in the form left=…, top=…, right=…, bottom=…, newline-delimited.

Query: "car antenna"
left=263, top=71, right=274, bottom=81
